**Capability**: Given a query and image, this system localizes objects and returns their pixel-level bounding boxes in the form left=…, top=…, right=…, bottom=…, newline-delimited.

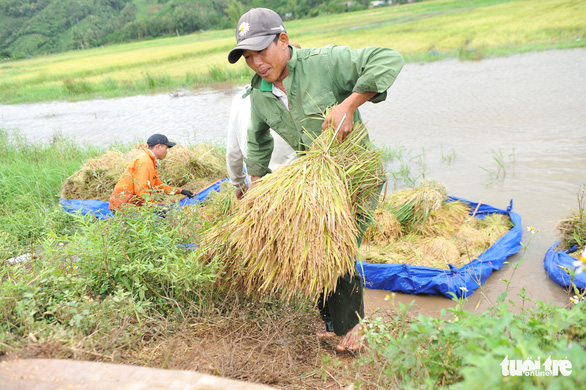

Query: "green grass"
left=0, top=0, right=584, bottom=104
left=0, top=130, right=105, bottom=258
left=340, top=292, right=586, bottom=388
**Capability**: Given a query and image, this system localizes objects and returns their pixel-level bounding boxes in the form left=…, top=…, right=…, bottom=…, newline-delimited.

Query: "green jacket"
left=245, top=44, right=404, bottom=177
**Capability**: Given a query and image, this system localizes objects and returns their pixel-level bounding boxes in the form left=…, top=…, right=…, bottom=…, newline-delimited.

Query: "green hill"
left=1, top=0, right=584, bottom=104
left=0, top=0, right=372, bottom=58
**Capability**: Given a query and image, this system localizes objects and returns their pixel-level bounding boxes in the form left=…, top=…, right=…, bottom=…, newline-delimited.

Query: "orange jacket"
left=109, top=151, right=181, bottom=210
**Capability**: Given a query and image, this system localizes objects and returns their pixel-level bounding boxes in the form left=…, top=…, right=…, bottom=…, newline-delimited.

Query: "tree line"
left=0, top=0, right=402, bottom=59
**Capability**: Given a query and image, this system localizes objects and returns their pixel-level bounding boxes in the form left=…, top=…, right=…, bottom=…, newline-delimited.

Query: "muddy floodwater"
left=1, top=48, right=585, bottom=317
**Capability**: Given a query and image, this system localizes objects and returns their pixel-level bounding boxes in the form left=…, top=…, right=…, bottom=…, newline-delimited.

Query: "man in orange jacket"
left=109, top=134, right=194, bottom=211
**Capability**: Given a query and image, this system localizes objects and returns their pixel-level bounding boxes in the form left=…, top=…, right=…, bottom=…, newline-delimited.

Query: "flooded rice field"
left=1, top=48, right=585, bottom=316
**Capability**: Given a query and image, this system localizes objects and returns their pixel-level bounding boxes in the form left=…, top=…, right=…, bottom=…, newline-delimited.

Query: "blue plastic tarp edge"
left=543, top=241, right=586, bottom=289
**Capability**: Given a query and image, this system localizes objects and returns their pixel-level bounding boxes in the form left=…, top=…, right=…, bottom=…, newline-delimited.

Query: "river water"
left=1, top=48, right=585, bottom=316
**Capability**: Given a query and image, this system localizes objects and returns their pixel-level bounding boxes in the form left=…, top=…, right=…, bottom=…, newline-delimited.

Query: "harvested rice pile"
left=202, top=121, right=385, bottom=301
left=61, top=144, right=227, bottom=201
left=360, top=180, right=513, bottom=269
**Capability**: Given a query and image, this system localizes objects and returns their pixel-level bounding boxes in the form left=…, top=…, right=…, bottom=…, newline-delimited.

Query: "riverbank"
left=1, top=0, right=584, bottom=104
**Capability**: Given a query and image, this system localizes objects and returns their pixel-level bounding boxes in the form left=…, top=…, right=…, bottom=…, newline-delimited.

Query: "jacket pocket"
left=265, top=114, right=282, bottom=130
left=302, top=89, right=336, bottom=116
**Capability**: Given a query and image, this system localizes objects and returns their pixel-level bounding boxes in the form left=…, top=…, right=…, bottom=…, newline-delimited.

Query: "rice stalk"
left=159, top=144, right=226, bottom=189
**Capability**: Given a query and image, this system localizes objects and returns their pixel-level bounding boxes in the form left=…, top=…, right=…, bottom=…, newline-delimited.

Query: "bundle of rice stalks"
left=202, top=121, right=385, bottom=301
left=159, top=144, right=227, bottom=191
left=310, top=126, right=385, bottom=218
left=363, top=207, right=403, bottom=246
left=60, top=150, right=128, bottom=201
left=359, top=193, right=514, bottom=269
left=557, top=211, right=586, bottom=251
left=413, top=200, right=472, bottom=238
left=556, top=185, right=586, bottom=257
left=363, top=195, right=470, bottom=246
left=388, top=179, right=448, bottom=229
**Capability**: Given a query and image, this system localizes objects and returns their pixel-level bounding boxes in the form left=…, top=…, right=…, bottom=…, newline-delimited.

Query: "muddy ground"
left=1, top=297, right=379, bottom=389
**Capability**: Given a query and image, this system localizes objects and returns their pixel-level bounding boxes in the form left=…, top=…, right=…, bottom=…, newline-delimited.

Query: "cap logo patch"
left=239, top=22, right=250, bottom=36
left=271, top=25, right=285, bottom=31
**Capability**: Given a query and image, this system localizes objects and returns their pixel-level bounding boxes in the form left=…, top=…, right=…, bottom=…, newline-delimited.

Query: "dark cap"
left=147, top=134, right=176, bottom=148
left=228, top=8, right=286, bottom=64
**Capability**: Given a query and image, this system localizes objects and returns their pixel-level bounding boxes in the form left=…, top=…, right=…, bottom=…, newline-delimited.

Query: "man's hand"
left=321, top=91, right=378, bottom=143
left=180, top=189, right=194, bottom=199
left=322, top=103, right=354, bottom=143
left=235, top=184, right=248, bottom=200
left=250, top=176, right=262, bottom=188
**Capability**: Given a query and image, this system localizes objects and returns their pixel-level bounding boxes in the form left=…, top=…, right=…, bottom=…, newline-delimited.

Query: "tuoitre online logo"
left=500, top=355, right=573, bottom=377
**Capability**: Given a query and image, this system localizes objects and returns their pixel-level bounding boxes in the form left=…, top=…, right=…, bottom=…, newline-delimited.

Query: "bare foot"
left=315, top=329, right=336, bottom=338
left=336, top=324, right=363, bottom=354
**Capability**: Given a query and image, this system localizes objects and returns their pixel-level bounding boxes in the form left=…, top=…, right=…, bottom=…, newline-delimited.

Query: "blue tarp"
left=60, top=178, right=229, bottom=220
left=357, top=197, right=523, bottom=299
left=543, top=242, right=586, bottom=290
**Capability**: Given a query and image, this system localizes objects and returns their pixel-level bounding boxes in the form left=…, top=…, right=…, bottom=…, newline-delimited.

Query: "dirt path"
left=0, top=358, right=278, bottom=390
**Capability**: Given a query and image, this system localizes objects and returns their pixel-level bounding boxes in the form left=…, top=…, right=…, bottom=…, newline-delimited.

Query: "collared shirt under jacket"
left=245, top=44, right=404, bottom=177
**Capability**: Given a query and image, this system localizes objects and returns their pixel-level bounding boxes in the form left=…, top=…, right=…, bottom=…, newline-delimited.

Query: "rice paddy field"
left=1, top=0, right=585, bottom=104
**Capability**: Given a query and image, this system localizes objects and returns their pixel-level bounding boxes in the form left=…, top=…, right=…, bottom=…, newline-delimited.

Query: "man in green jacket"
left=228, top=7, right=404, bottom=353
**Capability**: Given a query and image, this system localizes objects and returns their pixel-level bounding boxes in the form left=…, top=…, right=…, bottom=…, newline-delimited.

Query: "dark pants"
left=318, top=181, right=384, bottom=336
left=318, top=273, right=365, bottom=335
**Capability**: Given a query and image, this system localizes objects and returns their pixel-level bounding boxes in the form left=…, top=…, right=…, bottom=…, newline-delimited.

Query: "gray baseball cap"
left=228, top=8, right=286, bottom=64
